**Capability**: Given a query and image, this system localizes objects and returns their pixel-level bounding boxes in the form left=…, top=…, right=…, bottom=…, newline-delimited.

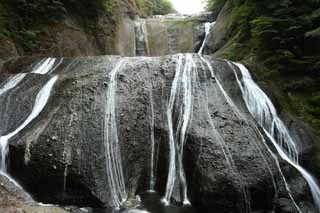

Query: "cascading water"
left=0, top=11, right=319, bottom=212
left=230, top=62, right=320, bottom=210
left=104, top=60, right=128, bottom=209
left=162, top=54, right=195, bottom=206
left=0, top=75, right=59, bottom=172
left=197, top=56, right=251, bottom=212
left=149, top=87, right=156, bottom=192
left=0, top=57, right=61, bottom=172
left=0, top=74, right=27, bottom=96
left=135, top=19, right=150, bottom=56
left=198, top=22, right=215, bottom=55
left=31, top=58, right=58, bottom=74
left=0, top=57, right=61, bottom=97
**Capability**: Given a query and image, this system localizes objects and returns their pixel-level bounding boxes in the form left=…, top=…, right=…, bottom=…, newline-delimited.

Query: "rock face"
left=0, top=55, right=318, bottom=212
left=0, top=173, right=68, bottom=212
left=0, top=0, right=214, bottom=61
left=201, top=2, right=233, bottom=55
left=126, top=15, right=213, bottom=56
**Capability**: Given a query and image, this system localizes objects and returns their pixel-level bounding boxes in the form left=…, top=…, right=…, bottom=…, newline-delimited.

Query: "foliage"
left=0, top=3, right=11, bottom=39
left=19, top=30, right=37, bottom=50
left=206, top=0, right=245, bottom=11
left=104, top=0, right=115, bottom=13
left=206, top=0, right=320, bottom=136
left=206, top=0, right=226, bottom=11
left=135, top=0, right=176, bottom=16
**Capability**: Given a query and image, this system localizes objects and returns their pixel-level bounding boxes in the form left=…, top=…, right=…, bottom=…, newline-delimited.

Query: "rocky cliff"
left=0, top=0, right=177, bottom=62
left=203, top=0, right=320, bottom=176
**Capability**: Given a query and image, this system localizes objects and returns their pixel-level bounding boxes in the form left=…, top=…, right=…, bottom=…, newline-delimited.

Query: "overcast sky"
left=170, top=0, right=206, bottom=14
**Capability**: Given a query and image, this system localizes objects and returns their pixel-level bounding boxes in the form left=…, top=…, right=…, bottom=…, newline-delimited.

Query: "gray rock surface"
left=0, top=173, right=69, bottom=212
left=0, top=55, right=317, bottom=212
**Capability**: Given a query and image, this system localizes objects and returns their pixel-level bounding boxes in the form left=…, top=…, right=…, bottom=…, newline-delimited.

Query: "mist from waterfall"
left=231, top=62, right=320, bottom=210
left=104, top=59, right=128, bottom=209
left=162, top=54, right=196, bottom=206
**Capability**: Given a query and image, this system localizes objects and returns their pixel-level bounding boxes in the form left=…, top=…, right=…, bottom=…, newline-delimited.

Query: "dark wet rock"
left=0, top=55, right=317, bottom=212
left=0, top=173, right=69, bottom=212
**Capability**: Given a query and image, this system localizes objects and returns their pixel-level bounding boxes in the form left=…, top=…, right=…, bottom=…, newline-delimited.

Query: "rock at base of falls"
left=0, top=55, right=318, bottom=212
left=0, top=174, right=69, bottom=212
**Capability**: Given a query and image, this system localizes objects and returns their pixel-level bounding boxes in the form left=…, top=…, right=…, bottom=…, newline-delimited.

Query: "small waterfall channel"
left=104, top=59, right=128, bottom=209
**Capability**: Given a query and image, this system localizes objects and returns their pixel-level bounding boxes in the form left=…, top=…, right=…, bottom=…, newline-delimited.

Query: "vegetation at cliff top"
left=136, top=0, right=176, bottom=16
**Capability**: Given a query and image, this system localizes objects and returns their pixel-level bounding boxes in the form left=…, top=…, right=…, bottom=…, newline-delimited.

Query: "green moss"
left=135, top=0, right=175, bottom=16
left=103, top=0, right=114, bottom=13
left=20, top=30, right=37, bottom=50
left=209, top=0, right=320, bottom=146
left=305, top=27, right=320, bottom=38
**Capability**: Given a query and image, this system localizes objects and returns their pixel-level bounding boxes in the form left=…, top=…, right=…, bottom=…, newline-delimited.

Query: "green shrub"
left=135, top=0, right=175, bottom=15
left=20, top=30, right=37, bottom=50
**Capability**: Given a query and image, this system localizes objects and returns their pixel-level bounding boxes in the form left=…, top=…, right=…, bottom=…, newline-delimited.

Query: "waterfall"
left=162, top=54, right=195, bottom=206
left=231, top=62, right=320, bottom=210
left=0, top=58, right=61, bottom=170
left=197, top=56, right=251, bottom=212
left=0, top=57, right=61, bottom=97
left=104, top=60, right=128, bottom=209
left=135, top=19, right=150, bottom=56
left=149, top=87, right=156, bottom=192
left=0, top=74, right=27, bottom=96
left=198, top=22, right=215, bottom=55
left=31, top=58, right=57, bottom=74
left=0, top=75, right=58, bottom=172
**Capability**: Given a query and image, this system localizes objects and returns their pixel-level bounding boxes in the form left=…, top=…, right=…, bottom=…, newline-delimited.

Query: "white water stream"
left=104, top=60, right=128, bottom=209
left=198, top=22, right=216, bottom=55
left=231, top=62, right=320, bottom=210
left=162, top=54, right=196, bottom=206
left=0, top=76, right=59, bottom=172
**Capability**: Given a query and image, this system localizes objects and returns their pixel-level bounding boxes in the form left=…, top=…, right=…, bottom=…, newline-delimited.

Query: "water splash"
left=231, top=62, right=320, bottom=210
left=162, top=54, right=195, bottom=206
left=104, top=60, right=128, bottom=209
left=0, top=76, right=59, bottom=172
left=198, top=22, right=216, bottom=55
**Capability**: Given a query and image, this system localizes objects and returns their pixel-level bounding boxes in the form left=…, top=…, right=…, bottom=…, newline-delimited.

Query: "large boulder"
left=0, top=54, right=317, bottom=212
left=0, top=173, right=69, bottom=212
